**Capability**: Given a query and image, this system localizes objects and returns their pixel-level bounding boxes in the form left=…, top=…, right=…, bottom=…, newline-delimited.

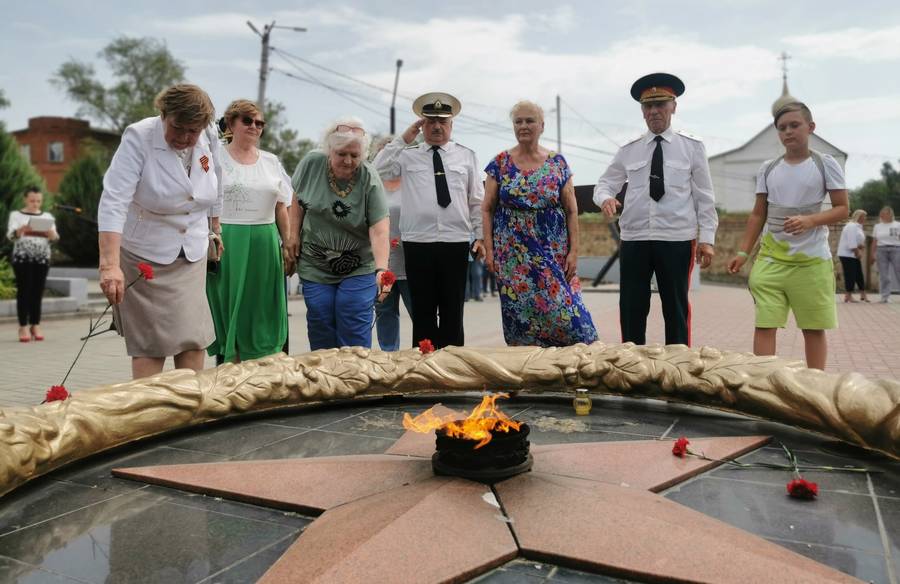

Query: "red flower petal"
left=390, top=238, right=400, bottom=249
left=418, top=339, right=435, bottom=354
left=672, top=436, right=690, bottom=457
left=381, top=270, right=397, bottom=287
left=45, top=385, right=69, bottom=402
left=137, top=262, right=154, bottom=281
left=787, top=478, right=818, bottom=500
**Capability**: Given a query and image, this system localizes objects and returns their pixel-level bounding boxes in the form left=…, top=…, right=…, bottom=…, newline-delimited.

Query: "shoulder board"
left=453, top=143, right=475, bottom=154
left=403, top=143, right=420, bottom=150
left=622, top=134, right=643, bottom=147
left=676, top=129, right=703, bottom=142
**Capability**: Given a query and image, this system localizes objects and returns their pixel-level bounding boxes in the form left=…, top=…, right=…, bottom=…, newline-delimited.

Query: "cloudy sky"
left=2, top=0, right=898, bottom=189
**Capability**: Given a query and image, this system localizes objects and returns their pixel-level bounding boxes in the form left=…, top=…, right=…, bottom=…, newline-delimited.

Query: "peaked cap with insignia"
left=630, top=73, right=685, bottom=103
left=412, top=92, right=461, bottom=118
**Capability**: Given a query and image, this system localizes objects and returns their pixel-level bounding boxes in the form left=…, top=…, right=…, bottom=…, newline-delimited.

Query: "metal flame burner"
left=432, top=423, right=533, bottom=484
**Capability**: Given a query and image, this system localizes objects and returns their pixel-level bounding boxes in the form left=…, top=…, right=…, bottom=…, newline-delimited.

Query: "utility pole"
left=247, top=20, right=307, bottom=111
left=556, top=94, right=562, bottom=153
left=390, top=59, right=404, bottom=134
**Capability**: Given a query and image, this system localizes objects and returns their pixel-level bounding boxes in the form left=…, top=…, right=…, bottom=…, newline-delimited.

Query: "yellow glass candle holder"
left=573, top=388, right=592, bottom=415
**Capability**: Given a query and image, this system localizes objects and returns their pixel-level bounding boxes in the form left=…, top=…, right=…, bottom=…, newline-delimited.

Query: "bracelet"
left=736, top=251, right=749, bottom=258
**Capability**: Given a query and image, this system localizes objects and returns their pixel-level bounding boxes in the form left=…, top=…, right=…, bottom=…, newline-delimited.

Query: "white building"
left=708, top=81, right=847, bottom=213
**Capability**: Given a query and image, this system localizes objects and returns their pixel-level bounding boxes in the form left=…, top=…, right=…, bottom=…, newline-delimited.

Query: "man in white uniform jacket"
left=593, top=73, right=718, bottom=347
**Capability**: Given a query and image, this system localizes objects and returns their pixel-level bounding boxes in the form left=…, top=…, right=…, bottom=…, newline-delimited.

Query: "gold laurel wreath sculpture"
left=1, top=342, right=898, bottom=497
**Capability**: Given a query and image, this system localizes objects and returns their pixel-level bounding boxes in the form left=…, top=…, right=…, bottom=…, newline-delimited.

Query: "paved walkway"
left=1, top=284, right=898, bottom=408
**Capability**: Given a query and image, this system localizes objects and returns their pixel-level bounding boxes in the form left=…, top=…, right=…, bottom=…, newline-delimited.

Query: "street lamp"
left=390, top=59, right=403, bottom=134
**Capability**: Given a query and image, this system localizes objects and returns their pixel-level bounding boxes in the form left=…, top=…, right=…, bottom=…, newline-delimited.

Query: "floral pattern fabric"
left=485, top=151, right=597, bottom=347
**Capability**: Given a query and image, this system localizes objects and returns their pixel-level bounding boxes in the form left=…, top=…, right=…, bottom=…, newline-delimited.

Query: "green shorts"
left=748, top=258, right=837, bottom=330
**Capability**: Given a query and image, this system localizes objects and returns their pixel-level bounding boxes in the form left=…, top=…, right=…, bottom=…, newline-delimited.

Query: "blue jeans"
left=302, top=273, right=376, bottom=350
left=466, top=260, right=483, bottom=300
left=375, top=279, right=412, bottom=351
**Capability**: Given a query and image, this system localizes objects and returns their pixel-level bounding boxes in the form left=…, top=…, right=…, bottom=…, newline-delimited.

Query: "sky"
left=2, top=0, right=899, bottom=189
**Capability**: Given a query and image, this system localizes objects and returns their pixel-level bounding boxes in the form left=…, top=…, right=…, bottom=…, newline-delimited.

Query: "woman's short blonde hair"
left=221, top=99, right=263, bottom=142
left=320, top=116, right=370, bottom=155
left=154, top=84, right=216, bottom=127
left=509, top=100, right=544, bottom=122
left=849, top=209, right=867, bottom=223
left=881, top=206, right=896, bottom=221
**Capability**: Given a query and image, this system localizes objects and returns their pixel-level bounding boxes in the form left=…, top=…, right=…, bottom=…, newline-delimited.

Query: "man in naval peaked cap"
left=373, top=92, right=484, bottom=349
left=593, top=73, right=718, bottom=347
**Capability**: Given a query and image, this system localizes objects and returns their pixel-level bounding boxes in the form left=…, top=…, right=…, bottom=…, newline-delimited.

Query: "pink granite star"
left=112, top=407, right=862, bottom=583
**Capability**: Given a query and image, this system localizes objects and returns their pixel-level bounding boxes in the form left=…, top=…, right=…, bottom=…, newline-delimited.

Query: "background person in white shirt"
left=837, top=209, right=869, bottom=303
left=373, top=92, right=484, bottom=349
left=97, top=84, right=224, bottom=379
left=593, top=73, right=718, bottom=346
left=871, top=206, right=900, bottom=303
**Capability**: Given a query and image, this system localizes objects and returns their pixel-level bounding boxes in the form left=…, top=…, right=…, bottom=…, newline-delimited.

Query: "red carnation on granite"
left=381, top=270, right=397, bottom=287
left=672, top=436, right=690, bottom=458
left=45, top=385, right=69, bottom=403
left=137, top=262, right=154, bottom=280
left=787, top=478, right=818, bottom=500
left=390, top=238, right=400, bottom=249
left=418, top=339, right=435, bottom=354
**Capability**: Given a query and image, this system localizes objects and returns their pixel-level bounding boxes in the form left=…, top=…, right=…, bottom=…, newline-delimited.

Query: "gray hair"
left=320, top=116, right=371, bottom=155
left=509, top=100, right=545, bottom=122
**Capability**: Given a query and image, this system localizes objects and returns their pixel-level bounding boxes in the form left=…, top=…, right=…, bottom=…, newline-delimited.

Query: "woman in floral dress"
left=482, top=101, right=597, bottom=346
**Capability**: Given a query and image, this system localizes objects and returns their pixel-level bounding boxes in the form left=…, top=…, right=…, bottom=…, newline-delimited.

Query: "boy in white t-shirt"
left=727, top=102, right=849, bottom=370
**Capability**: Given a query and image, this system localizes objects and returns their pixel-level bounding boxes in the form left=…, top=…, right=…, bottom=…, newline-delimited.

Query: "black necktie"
left=649, top=135, right=665, bottom=202
left=431, top=145, right=451, bottom=208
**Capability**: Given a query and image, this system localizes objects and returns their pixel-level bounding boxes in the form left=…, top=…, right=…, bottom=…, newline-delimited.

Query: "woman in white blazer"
left=98, top=84, right=224, bottom=379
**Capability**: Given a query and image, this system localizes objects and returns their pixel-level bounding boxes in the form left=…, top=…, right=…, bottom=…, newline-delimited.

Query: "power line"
left=558, top=96, right=621, bottom=150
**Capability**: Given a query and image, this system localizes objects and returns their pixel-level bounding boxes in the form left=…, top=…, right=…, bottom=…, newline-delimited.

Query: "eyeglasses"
left=334, top=125, right=366, bottom=136
left=241, top=116, right=266, bottom=129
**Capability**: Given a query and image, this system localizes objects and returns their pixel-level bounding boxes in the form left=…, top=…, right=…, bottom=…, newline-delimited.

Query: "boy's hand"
left=784, top=215, right=814, bottom=235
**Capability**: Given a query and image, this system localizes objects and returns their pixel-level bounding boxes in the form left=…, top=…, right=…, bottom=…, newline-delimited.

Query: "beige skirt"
left=113, top=247, right=214, bottom=357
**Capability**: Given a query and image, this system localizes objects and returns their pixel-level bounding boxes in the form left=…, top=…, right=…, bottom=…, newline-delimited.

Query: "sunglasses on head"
left=334, top=124, right=366, bottom=136
left=241, top=116, right=266, bottom=129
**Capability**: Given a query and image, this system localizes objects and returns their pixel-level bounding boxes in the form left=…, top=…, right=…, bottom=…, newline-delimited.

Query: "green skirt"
left=206, top=223, right=287, bottom=361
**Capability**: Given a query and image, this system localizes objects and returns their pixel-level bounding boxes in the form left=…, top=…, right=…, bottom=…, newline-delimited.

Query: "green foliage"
left=0, top=257, right=15, bottom=300
left=850, top=161, right=900, bottom=214
left=51, top=36, right=186, bottom=133
left=0, top=89, right=9, bottom=109
left=55, top=145, right=109, bottom=266
left=260, top=101, right=314, bottom=175
left=0, top=123, right=45, bottom=258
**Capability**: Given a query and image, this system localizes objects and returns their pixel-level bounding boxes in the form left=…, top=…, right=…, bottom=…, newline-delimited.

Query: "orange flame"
left=402, top=394, right=521, bottom=449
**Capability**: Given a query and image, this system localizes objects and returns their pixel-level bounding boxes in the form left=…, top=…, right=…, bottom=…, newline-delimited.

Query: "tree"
left=260, top=101, right=314, bottom=175
left=0, top=123, right=45, bottom=258
left=850, top=161, right=900, bottom=215
left=51, top=37, right=186, bottom=133
left=55, top=143, right=109, bottom=266
left=0, top=89, right=9, bottom=109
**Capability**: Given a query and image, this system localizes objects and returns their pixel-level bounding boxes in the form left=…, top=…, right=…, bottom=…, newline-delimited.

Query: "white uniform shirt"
left=873, top=221, right=900, bottom=247
left=220, top=148, right=292, bottom=225
left=837, top=222, right=866, bottom=258
left=98, top=116, right=223, bottom=264
left=593, top=127, right=718, bottom=245
left=373, top=136, right=483, bottom=243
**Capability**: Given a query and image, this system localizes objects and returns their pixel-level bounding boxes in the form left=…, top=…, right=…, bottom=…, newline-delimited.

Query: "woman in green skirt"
left=207, top=99, right=294, bottom=362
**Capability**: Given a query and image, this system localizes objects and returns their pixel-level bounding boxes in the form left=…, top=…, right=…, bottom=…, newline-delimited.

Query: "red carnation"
left=390, top=238, right=400, bottom=249
left=137, top=262, right=154, bottom=280
left=787, top=478, right=818, bottom=500
left=672, top=436, right=690, bottom=458
left=418, top=339, right=435, bottom=354
left=381, top=270, right=397, bottom=287
left=45, top=385, right=69, bottom=403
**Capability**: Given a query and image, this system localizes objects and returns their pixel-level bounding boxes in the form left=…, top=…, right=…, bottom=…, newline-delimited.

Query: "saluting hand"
left=402, top=119, right=426, bottom=144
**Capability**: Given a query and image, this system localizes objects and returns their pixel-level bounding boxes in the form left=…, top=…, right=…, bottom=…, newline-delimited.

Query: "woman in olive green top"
left=289, top=117, right=391, bottom=349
